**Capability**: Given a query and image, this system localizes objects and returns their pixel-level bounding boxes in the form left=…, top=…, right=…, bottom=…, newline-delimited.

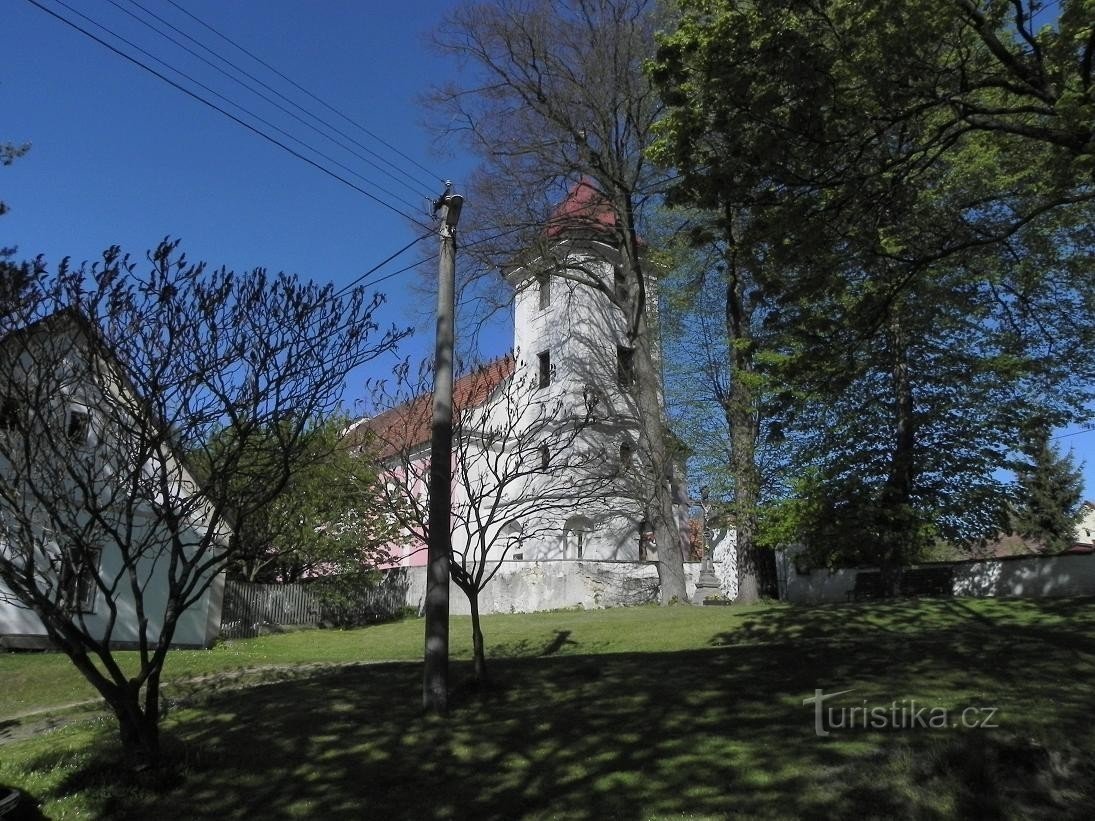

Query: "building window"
left=638, top=519, right=654, bottom=561
left=564, top=515, right=594, bottom=560
left=539, top=443, right=550, bottom=470
left=0, top=398, right=19, bottom=431
left=538, top=351, right=551, bottom=388
left=502, top=520, right=523, bottom=561
left=617, top=346, right=635, bottom=388
left=537, top=273, right=551, bottom=310
left=66, top=408, right=90, bottom=443
left=60, top=544, right=100, bottom=613
left=620, top=440, right=633, bottom=467
left=614, top=267, right=628, bottom=302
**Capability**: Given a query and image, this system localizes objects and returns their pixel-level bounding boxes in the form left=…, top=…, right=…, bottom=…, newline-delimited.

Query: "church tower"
left=504, top=179, right=660, bottom=561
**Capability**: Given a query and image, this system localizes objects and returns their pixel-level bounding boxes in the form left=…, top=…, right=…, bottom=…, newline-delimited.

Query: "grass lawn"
left=3, top=596, right=1095, bottom=819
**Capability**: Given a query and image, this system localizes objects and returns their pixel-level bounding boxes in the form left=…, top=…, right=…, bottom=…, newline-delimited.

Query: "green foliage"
left=649, top=0, right=1095, bottom=564
left=1012, top=427, right=1085, bottom=552
left=757, top=468, right=941, bottom=566
left=208, top=419, right=401, bottom=584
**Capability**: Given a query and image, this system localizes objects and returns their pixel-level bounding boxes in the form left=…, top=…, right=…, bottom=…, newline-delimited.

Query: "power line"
left=359, top=253, right=440, bottom=292
left=162, top=0, right=443, bottom=191
left=114, top=0, right=436, bottom=203
left=48, top=0, right=425, bottom=216
left=25, top=0, right=432, bottom=230
left=333, top=234, right=433, bottom=300
left=1053, top=427, right=1095, bottom=441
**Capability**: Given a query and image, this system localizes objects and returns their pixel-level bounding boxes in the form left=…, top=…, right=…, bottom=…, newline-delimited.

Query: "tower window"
left=620, top=441, right=633, bottom=467
left=539, top=443, right=551, bottom=470
left=66, top=409, right=90, bottom=443
left=0, top=398, right=19, bottom=431
left=537, top=274, right=551, bottom=310
left=617, top=346, right=635, bottom=388
left=538, top=351, right=551, bottom=388
left=614, top=267, right=628, bottom=302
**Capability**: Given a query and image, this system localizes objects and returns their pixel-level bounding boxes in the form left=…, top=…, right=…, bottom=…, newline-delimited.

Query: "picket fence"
left=219, top=572, right=413, bottom=639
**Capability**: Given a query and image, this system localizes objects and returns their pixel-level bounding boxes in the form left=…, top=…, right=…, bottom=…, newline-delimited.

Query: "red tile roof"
left=349, top=355, right=515, bottom=459
left=544, top=178, right=620, bottom=239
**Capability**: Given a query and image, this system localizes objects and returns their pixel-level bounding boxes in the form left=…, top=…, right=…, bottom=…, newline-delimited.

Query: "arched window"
left=638, top=519, right=655, bottom=561
left=501, top=520, right=524, bottom=561
left=563, top=515, right=595, bottom=560
left=619, top=439, right=633, bottom=467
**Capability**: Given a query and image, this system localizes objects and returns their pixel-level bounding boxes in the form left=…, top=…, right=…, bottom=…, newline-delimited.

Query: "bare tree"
left=361, top=356, right=617, bottom=682
left=428, top=0, right=688, bottom=602
left=0, top=241, right=406, bottom=767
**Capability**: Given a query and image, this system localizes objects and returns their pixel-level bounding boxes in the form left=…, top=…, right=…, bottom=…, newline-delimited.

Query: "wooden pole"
left=423, top=187, right=462, bottom=714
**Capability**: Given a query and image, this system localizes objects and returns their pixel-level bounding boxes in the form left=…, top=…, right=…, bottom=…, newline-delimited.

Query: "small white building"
left=0, top=312, right=225, bottom=649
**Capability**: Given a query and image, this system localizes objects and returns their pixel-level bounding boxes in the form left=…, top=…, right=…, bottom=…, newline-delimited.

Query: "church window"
left=620, top=440, right=633, bottom=467
left=66, top=408, right=90, bottom=443
left=537, top=274, right=551, bottom=310
left=617, top=346, right=635, bottom=388
left=614, top=267, right=628, bottom=302
left=538, top=351, right=551, bottom=388
left=638, top=519, right=655, bottom=561
left=56, top=542, right=100, bottom=613
left=0, top=398, right=19, bottom=431
left=564, top=515, right=594, bottom=560
left=503, top=520, right=523, bottom=561
left=539, top=443, right=550, bottom=470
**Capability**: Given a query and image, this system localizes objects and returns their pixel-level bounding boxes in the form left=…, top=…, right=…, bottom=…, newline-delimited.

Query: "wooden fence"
left=219, top=571, right=414, bottom=639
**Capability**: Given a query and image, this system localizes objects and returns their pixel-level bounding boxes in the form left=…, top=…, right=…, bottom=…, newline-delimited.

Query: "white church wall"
left=395, top=559, right=711, bottom=615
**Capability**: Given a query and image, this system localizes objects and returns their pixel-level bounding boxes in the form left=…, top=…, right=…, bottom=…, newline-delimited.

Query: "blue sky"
left=3, top=0, right=1093, bottom=499
left=2, top=0, right=503, bottom=371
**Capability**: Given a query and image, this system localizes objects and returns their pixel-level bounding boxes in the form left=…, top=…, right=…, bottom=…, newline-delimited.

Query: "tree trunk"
left=880, top=314, right=917, bottom=591
left=469, top=594, right=487, bottom=683
left=633, top=324, right=688, bottom=604
left=48, top=633, right=163, bottom=768
left=722, top=224, right=763, bottom=604
left=612, top=192, right=687, bottom=606
left=109, top=683, right=160, bottom=769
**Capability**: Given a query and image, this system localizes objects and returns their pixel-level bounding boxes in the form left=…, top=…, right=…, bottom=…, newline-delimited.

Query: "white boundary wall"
left=779, top=551, right=1095, bottom=604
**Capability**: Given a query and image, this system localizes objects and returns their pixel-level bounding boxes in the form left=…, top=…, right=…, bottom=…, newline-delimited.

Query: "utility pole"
left=423, top=184, right=463, bottom=715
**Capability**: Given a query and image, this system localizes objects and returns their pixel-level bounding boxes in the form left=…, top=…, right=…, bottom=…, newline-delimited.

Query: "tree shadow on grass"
left=17, top=611, right=1095, bottom=821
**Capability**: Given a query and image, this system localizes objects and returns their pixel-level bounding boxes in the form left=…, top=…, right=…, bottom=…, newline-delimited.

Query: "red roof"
left=544, top=178, right=620, bottom=239
left=348, top=355, right=515, bottom=459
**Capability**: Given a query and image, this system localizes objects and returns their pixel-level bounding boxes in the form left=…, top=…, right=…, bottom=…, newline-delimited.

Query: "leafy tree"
left=658, top=232, right=785, bottom=600
left=1012, top=425, right=1085, bottom=553
left=215, top=419, right=399, bottom=585
left=428, top=0, right=690, bottom=602
left=0, top=240, right=406, bottom=766
left=649, top=0, right=1095, bottom=571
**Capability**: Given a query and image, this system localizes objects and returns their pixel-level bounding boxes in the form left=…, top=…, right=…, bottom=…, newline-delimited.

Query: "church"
left=349, top=180, right=735, bottom=612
